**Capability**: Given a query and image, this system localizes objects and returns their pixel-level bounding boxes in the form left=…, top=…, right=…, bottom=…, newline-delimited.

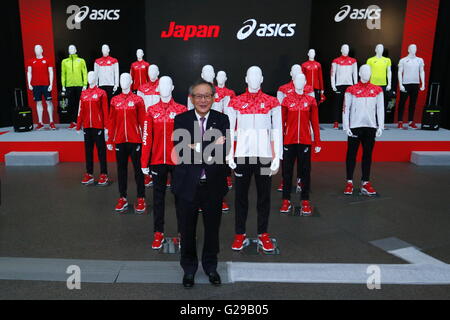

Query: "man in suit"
left=172, top=79, right=230, bottom=288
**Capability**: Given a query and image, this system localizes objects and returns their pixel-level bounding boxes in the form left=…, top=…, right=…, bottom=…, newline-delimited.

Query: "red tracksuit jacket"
left=130, top=61, right=150, bottom=91
left=76, top=86, right=109, bottom=130
left=141, top=99, right=187, bottom=167
left=281, top=92, right=321, bottom=147
left=302, top=60, right=324, bottom=91
left=107, top=92, right=146, bottom=144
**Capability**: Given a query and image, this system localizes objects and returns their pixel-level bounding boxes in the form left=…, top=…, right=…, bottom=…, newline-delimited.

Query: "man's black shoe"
left=208, top=272, right=221, bottom=286
left=183, top=274, right=195, bottom=289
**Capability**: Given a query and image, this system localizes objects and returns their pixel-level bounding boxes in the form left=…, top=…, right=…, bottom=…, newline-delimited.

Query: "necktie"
left=200, top=117, right=206, bottom=179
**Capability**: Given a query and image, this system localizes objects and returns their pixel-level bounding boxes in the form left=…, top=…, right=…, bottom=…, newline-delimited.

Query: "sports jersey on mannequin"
left=76, top=71, right=109, bottom=186
left=331, top=44, right=358, bottom=129
left=216, top=71, right=236, bottom=110
left=27, top=44, right=55, bottom=130
left=141, top=76, right=186, bottom=247
left=62, top=45, right=88, bottom=128
left=277, top=64, right=302, bottom=104
left=94, top=44, right=119, bottom=103
left=107, top=73, right=147, bottom=214
left=343, top=65, right=384, bottom=197
left=137, top=64, right=160, bottom=112
left=397, top=44, right=426, bottom=129
left=280, top=73, right=321, bottom=215
left=130, top=49, right=150, bottom=92
left=227, top=66, right=282, bottom=253
left=188, top=65, right=223, bottom=112
left=302, top=49, right=325, bottom=104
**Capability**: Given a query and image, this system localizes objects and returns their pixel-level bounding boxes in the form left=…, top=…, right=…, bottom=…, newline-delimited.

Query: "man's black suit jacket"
left=172, top=109, right=230, bottom=203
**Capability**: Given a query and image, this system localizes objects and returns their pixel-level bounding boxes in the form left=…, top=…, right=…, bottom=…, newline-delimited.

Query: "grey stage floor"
left=1, top=162, right=450, bottom=300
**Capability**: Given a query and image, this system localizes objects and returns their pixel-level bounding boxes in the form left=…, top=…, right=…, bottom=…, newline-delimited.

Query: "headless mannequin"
left=277, top=64, right=302, bottom=104
left=397, top=44, right=426, bottom=126
left=28, top=45, right=54, bottom=125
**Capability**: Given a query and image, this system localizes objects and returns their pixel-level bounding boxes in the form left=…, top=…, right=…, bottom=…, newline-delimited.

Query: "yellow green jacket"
left=61, top=54, right=87, bottom=87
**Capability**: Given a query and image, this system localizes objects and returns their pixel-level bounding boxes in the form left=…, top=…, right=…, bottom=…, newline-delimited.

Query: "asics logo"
left=66, top=5, right=120, bottom=30
left=237, top=19, right=296, bottom=40
left=335, top=5, right=382, bottom=22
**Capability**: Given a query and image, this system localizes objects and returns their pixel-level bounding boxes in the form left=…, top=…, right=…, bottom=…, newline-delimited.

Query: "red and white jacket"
left=281, top=93, right=321, bottom=147
left=227, top=89, right=283, bottom=160
left=76, top=87, right=109, bottom=130
left=130, top=60, right=150, bottom=91
left=94, top=56, right=119, bottom=87
left=216, top=86, right=236, bottom=102
left=343, top=82, right=385, bottom=131
left=137, top=80, right=160, bottom=110
left=302, top=60, right=324, bottom=91
left=107, top=92, right=146, bottom=145
left=331, top=56, right=358, bottom=87
left=141, top=99, right=187, bottom=167
left=277, top=81, right=314, bottom=104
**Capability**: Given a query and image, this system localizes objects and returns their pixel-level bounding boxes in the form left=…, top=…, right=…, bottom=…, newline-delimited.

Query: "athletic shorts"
left=33, top=86, right=52, bottom=102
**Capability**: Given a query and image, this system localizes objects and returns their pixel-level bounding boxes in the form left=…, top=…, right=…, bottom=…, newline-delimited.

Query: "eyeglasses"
left=192, top=94, right=214, bottom=100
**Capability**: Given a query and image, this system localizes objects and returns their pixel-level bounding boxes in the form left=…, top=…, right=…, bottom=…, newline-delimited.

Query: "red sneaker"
left=279, top=200, right=292, bottom=213
left=361, top=182, right=377, bottom=196
left=227, top=176, right=233, bottom=190
left=144, top=174, right=153, bottom=188
left=333, top=122, right=339, bottom=130
left=152, top=232, right=165, bottom=250
left=258, top=233, right=275, bottom=252
left=232, top=234, right=249, bottom=251
left=397, top=122, right=404, bottom=129
left=134, top=198, right=147, bottom=214
left=166, top=176, right=171, bottom=188
left=301, top=200, right=312, bottom=216
left=81, top=173, right=94, bottom=185
left=409, top=122, right=418, bottom=130
left=36, top=123, right=44, bottom=131
left=344, top=181, right=354, bottom=195
left=277, top=181, right=284, bottom=192
left=69, top=122, right=77, bottom=130
left=222, top=201, right=230, bottom=212
left=97, top=174, right=109, bottom=186
left=115, top=198, right=128, bottom=212
left=49, top=122, right=57, bottom=130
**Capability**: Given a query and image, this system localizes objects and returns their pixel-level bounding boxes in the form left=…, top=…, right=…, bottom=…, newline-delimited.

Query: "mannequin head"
left=120, top=73, right=133, bottom=92
left=375, top=44, right=384, bottom=56
left=290, top=64, right=302, bottom=80
left=34, top=45, right=43, bottom=57
left=158, top=76, right=174, bottom=102
left=136, top=49, right=144, bottom=61
left=408, top=44, right=417, bottom=56
left=102, top=44, right=110, bottom=57
left=201, top=65, right=215, bottom=83
left=246, top=66, right=263, bottom=92
left=341, top=44, right=350, bottom=56
left=87, top=71, right=96, bottom=87
left=308, top=49, right=316, bottom=60
left=148, top=65, right=160, bottom=82
left=359, top=65, right=372, bottom=83
left=68, top=45, right=77, bottom=55
left=293, top=73, right=307, bottom=92
left=216, top=71, right=227, bottom=87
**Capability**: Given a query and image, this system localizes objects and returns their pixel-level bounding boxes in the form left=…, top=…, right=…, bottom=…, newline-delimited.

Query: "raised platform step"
left=411, top=151, right=450, bottom=166
left=5, top=151, right=59, bottom=166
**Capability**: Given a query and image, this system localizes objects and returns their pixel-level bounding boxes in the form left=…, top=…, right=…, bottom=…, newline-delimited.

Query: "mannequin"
left=76, top=71, right=109, bottom=186
left=62, top=45, right=88, bottom=129
left=397, top=44, right=426, bottom=129
left=27, top=45, right=56, bottom=130
left=130, top=49, right=150, bottom=92
left=188, top=65, right=223, bottom=112
left=107, top=73, right=147, bottom=214
left=302, top=49, right=325, bottom=104
left=140, top=76, right=187, bottom=250
left=277, top=64, right=302, bottom=104
left=331, top=44, right=358, bottom=129
left=94, top=44, right=119, bottom=103
left=343, top=65, right=384, bottom=197
left=137, top=64, right=160, bottom=112
left=227, top=66, right=282, bottom=253
left=279, top=73, right=321, bottom=216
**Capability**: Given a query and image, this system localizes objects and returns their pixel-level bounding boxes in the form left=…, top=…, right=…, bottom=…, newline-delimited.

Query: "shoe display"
left=227, top=176, right=233, bottom=190
left=68, top=122, right=77, bottom=130
left=36, top=123, right=44, bottom=131
left=301, top=200, right=312, bottom=216
left=258, top=233, right=275, bottom=252
left=231, top=234, right=249, bottom=251
left=97, top=174, right=109, bottom=186
left=49, top=122, right=56, bottom=130
left=361, top=182, right=377, bottom=196
left=81, top=173, right=94, bottom=185
left=134, top=198, right=147, bottom=214
left=115, top=197, right=128, bottom=212
left=279, top=199, right=292, bottom=213
left=144, top=174, right=153, bottom=188
left=222, top=201, right=230, bottom=212
left=152, top=232, right=165, bottom=250
left=344, top=181, right=354, bottom=195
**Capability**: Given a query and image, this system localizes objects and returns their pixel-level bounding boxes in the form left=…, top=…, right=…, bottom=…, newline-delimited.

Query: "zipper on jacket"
left=124, top=107, right=128, bottom=142
left=89, top=100, right=92, bottom=128
left=298, top=107, right=301, bottom=144
left=164, top=116, right=167, bottom=164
